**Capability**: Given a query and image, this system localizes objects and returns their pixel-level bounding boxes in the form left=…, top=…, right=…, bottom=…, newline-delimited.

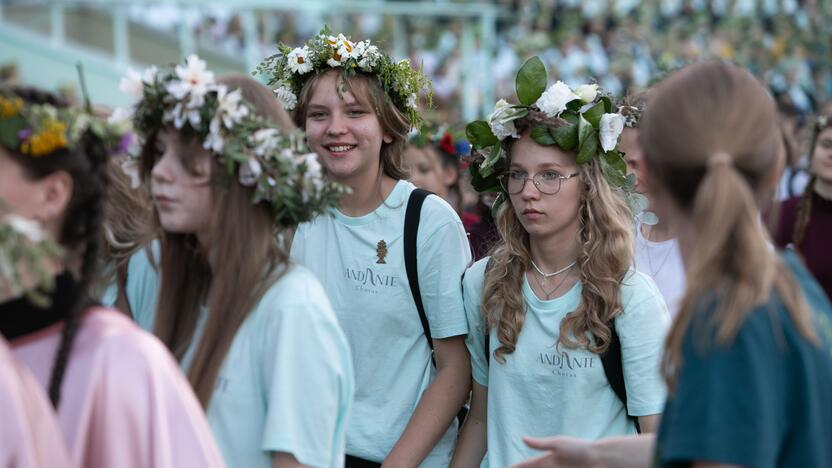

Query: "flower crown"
left=255, top=27, right=431, bottom=129
left=408, top=124, right=469, bottom=159
left=0, top=91, right=130, bottom=159
left=465, top=57, right=644, bottom=216
left=121, top=55, right=347, bottom=227
left=0, top=212, right=64, bottom=307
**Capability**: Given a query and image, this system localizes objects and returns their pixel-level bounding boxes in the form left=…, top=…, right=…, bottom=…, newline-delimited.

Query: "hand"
left=510, top=436, right=603, bottom=468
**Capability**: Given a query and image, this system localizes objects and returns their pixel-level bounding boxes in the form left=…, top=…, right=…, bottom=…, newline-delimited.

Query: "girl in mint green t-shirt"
left=125, top=61, right=354, bottom=468
left=273, top=31, right=473, bottom=466
left=452, top=63, right=670, bottom=467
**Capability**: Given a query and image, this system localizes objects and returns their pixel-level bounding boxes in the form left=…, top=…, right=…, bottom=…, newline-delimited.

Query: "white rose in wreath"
left=599, top=113, right=625, bottom=152
left=575, top=84, right=599, bottom=103
left=535, top=81, right=579, bottom=118
left=488, top=99, right=522, bottom=140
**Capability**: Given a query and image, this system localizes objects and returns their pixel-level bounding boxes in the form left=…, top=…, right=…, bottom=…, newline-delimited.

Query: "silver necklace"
left=531, top=260, right=577, bottom=280
left=530, top=260, right=576, bottom=299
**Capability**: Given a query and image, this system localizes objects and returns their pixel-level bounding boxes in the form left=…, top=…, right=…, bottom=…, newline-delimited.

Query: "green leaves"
left=576, top=115, right=597, bottom=164
left=469, top=153, right=505, bottom=192
left=515, top=57, right=547, bottom=106
left=466, top=120, right=498, bottom=149
left=581, top=101, right=606, bottom=128
left=478, top=143, right=503, bottom=177
left=531, top=124, right=579, bottom=151
left=530, top=127, right=556, bottom=146
left=599, top=150, right=628, bottom=187
left=0, top=114, right=25, bottom=150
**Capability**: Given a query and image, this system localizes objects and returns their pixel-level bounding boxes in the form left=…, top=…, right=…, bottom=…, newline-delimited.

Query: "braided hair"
left=792, top=115, right=831, bottom=247
left=6, top=87, right=109, bottom=407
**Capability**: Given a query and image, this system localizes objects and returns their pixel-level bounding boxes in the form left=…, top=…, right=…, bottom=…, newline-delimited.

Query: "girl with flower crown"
left=259, top=31, right=472, bottom=466
left=0, top=213, right=70, bottom=468
left=512, top=61, right=832, bottom=468
left=0, top=86, right=223, bottom=468
left=450, top=59, right=670, bottom=467
left=125, top=57, right=354, bottom=468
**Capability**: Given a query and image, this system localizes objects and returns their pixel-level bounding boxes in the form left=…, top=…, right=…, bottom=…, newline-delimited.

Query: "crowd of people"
left=2, top=20, right=832, bottom=468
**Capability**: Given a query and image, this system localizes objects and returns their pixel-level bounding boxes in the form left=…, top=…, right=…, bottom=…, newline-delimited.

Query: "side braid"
left=46, top=131, right=108, bottom=407
left=792, top=174, right=816, bottom=248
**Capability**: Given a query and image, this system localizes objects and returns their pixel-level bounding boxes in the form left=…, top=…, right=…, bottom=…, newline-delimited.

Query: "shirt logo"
left=376, top=240, right=388, bottom=264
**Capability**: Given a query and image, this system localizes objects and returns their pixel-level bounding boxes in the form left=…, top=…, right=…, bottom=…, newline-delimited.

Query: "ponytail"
left=662, top=155, right=816, bottom=391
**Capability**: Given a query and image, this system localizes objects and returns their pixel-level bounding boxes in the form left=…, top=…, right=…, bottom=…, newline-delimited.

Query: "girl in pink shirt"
left=0, top=86, right=224, bottom=468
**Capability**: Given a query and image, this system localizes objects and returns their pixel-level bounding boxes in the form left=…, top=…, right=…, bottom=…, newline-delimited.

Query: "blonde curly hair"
left=483, top=115, right=634, bottom=363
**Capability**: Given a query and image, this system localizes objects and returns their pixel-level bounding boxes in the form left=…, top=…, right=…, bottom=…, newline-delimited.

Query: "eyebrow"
left=509, top=162, right=565, bottom=170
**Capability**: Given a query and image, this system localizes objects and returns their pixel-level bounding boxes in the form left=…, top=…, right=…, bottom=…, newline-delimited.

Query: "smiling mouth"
left=325, top=144, right=356, bottom=153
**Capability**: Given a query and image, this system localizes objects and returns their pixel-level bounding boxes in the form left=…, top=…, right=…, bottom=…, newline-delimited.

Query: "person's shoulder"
left=620, top=268, right=665, bottom=304
left=463, top=256, right=491, bottom=291
left=254, top=264, right=337, bottom=323
left=81, top=308, right=182, bottom=381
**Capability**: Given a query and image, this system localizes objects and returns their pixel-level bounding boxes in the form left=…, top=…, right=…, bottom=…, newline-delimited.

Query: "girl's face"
left=150, top=129, right=213, bottom=237
left=507, top=133, right=582, bottom=241
left=811, top=127, right=832, bottom=183
left=0, top=146, right=69, bottom=238
left=303, top=72, right=392, bottom=184
left=621, top=127, right=646, bottom=194
left=403, top=145, right=448, bottom=198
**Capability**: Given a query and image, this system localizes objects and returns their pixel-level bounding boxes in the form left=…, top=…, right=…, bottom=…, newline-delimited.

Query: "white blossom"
left=406, top=93, right=418, bottom=110
left=250, top=128, right=281, bottom=157
left=5, top=215, right=44, bottom=242
left=213, top=86, right=249, bottom=130
left=274, top=86, right=298, bottom=111
left=599, top=113, right=625, bottom=152
left=166, top=54, right=215, bottom=106
left=488, top=99, right=522, bottom=140
left=575, top=84, right=599, bottom=103
left=238, top=158, right=262, bottom=186
left=286, top=47, right=313, bottom=74
left=536, top=81, right=579, bottom=117
left=119, top=68, right=145, bottom=99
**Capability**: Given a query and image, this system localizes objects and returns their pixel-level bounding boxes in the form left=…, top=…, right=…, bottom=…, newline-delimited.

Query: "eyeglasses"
left=498, top=170, right=580, bottom=195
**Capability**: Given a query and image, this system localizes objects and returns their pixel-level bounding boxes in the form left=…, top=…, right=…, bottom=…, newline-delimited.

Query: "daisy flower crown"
left=0, top=90, right=130, bottom=159
left=254, top=27, right=431, bottom=129
left=120, top=55, right=347, bottom=228
left=464, top=56, right=646, bottom=218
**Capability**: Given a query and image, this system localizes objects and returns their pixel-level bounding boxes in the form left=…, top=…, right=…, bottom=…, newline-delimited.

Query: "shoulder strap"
left=404, top=189, right=435, bottom=365
left=484, top=257, right=494, bottom=365
left=600, top=322, right=641, bottom=433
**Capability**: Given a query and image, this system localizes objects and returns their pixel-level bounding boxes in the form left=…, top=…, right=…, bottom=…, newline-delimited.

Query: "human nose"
left=325, top=111, right=348, bottom=136
left=519, top=175, right=540, bottom=200
left=151, top=151, right=175, bottom=184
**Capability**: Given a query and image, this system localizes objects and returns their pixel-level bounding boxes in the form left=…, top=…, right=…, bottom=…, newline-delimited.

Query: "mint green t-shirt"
left=463, top=257, right=670, bottom=467
left=129, top=264, right=354, bottom=468
left=290, top=180, right=471, bottom=466
left=100, top=242, right=159, bottom=321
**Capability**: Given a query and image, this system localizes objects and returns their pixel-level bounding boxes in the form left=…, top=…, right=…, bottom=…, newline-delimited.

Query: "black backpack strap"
left=483, top=257, right=494, bottom=366
left=600, top=321, right=641, bottom=433
left=404, top=188, right=434, bottom=365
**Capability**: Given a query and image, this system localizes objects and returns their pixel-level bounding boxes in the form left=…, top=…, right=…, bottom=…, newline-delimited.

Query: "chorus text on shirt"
left=537, top=351, right=597, bottom=378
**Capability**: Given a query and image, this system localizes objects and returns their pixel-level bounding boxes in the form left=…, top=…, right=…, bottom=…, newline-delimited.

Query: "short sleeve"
left=463, top=258, right=490, bottom=387
left=658, top=310, right=781, bottom=466
left=258, top=279, right=354, bottom=468
left=416, top=197, right=472, bottom=339
left=126, top=242, right=160, bottom=332
left=617, top=271, right=671, bottom=416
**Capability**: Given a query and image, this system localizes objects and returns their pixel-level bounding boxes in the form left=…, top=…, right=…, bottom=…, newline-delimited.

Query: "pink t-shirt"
left=10, top=307, right=225, bottom=468
left=0, top=337, right=70, bottom=468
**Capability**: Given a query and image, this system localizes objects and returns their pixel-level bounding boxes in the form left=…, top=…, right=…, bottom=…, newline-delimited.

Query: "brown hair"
left=483, top=112, right=634, bottom=362
left=6, top=87, right=109, bottom=407
left=792, top=116, right=832, bottom=246
left=96, top=156, right=154, bottom=315
left=141, top=75, right=289, bottom=406
left=293, top=69, right=411, bottom=181
left=639, top=61, right=817, bottom=391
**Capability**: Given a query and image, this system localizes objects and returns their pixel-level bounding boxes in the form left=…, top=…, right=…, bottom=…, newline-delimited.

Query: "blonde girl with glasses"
left=451, top=59, right=670, bottom=467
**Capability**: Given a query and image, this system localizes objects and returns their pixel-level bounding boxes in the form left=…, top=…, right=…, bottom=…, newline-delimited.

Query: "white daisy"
left=166, top=54, right=215, bottom=105
left=286, top=47, right=313, bottom=74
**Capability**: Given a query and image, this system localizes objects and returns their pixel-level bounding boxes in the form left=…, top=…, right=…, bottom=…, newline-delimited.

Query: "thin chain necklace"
left=643, top=224, right=673, bottom=277
left=530, top=260, right=576, bottom=299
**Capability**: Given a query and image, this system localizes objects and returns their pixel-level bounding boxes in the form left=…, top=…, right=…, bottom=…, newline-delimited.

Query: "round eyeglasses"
left=498, top=170, right=580, bottom=195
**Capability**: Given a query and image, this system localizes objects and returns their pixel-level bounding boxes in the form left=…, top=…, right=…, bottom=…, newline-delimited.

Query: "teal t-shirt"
left=100, top=241, right=159, bottom=321
left=290, top=180, right=471, bottom=465
left=463, top=257, right=670, bottom=467
left=129, top=264, right=354, bottom=468
left=656, top=251, right=832, bottom=467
